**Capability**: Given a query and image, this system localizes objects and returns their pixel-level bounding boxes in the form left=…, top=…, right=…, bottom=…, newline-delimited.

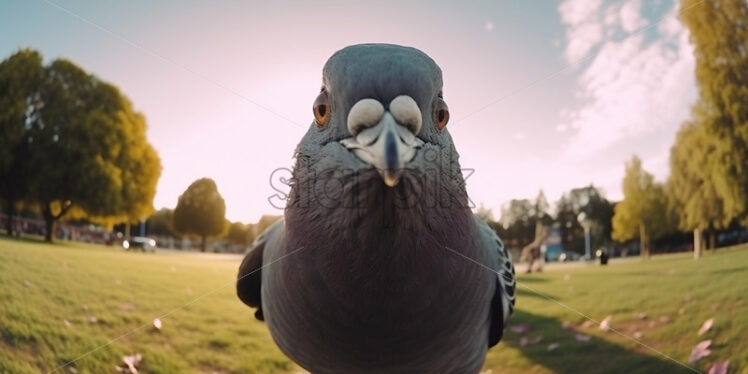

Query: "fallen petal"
left=688, top=340, right=712, bottom=363
left=678, top=307, right=686, bottom=315
left=707, top=360, right=729, bottom=374
left=600, top=316, right=612, bottom=332
left=698, top=318, right=714, bottom=336
left=119, top=303, right=136, bottom=312
left=581, top=320, right=595, bottom=328
left=636, top=312, right=647, bottom=320
left=547, top=342, right=560, bottom=351
left=63, top=320, right=72, bottom=328
left=23, top=280, right=32, bottom=287
left=519, top=336, right=543, bottom=347
left=118, top=353, right=142, bottom=374
left=510, top=324, right=530, bottom=335
left=575, top=333, right=591, bottom=342
left=153, top=318, right=162, bottom=330
left=659, top=316, right=671, bottom=324
left=561, top=321, right=573, bottom=330
left=633, top=331, right=643, bottom=339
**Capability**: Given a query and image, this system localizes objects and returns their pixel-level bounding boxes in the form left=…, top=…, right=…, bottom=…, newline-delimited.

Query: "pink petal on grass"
left=599, top=316, right=612, bottom=332
left=561, top=321, right=573, bottom=330
left=636, top=312, right=647, bottom=320
left=510, top=324, right=530, bottom=335
left=63, top=320, right=72, bottom=328
left=659, top=316, right=671, bottom=324
left=581, top=320, right=595, bottom=329
left=116, top=353, right=142, bottom=374
left=547, top=343, right=560, bottom=351
left=519, top=336, right=543, bottom=347
left=707, top=360, right=729, bottom=374
left=688, top=340, right=712, bottom=363
left=678, top=308, right=686, bottom=315
left=153, top=318, right=162, bottom=330
left=698, top=318, right=714, bottom=336
left=23, top=280, right=32, bottom=287
left=575, top=333, right=591, bottom=342
left=633, top=331, right=643, bottom=339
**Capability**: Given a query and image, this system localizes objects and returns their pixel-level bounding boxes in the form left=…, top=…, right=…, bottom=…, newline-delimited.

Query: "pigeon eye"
left=434, top=98, right=449, bottom=131
left=313, top=91, right=331, bottom=127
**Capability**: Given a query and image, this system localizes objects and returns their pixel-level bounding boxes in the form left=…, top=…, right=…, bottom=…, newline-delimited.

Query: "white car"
left=123, top=236, right=157, bottom=252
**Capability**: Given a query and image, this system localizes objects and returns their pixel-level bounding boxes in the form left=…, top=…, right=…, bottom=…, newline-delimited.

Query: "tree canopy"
left=172, top=178, right=227, bottom=252
left=613, top=156, right=674, bottom=257
left=680, top=0, right=748, bottom=226
left=0, top=49, right=44, bottom=234
left=0, top=50, right=161, bottom=241
left=555, top=185, right=614, bottom=254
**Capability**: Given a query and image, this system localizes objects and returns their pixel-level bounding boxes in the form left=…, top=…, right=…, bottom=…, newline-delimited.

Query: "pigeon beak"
left=341, top=112, right=422, bottom=187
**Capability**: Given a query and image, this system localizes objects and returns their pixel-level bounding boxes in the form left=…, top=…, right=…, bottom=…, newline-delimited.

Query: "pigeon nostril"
left=347, top=98, right=385, bottom=136
left=389, top=95, right=422, bottom=135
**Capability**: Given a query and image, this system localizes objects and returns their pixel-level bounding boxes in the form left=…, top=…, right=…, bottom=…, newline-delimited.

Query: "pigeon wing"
left=476, top=217, right=516, bottom=347
left=236, top=219, right=285, bottom=321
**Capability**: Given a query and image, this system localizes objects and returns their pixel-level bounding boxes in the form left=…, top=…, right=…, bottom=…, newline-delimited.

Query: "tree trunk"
left=42, top=205, right=55, bottom=243
left=639, top=223, right=649, bottom=259
left=201, top=235, right=207, bottom=252
left=693, top=228, right=702, bottom=259
left=709, top=230, right=716, bottom=250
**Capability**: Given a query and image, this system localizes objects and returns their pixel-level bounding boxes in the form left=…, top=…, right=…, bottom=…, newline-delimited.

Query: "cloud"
left=619, top=0, right=648, bottom=32
left=556, top=0, right=697, bottom=184
left=558, top=0, right=604, bottom=64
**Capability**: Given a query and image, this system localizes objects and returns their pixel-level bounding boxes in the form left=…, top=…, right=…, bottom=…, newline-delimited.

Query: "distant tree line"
left=0, top=49, right=161, bottom=242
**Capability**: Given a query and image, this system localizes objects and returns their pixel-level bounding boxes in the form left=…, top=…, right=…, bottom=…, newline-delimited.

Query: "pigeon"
left=237, top=43, right=516, bottom=374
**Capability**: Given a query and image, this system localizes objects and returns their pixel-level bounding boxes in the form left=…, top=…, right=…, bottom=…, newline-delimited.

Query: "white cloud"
left=558, top=0, right=604, bottom=64
left=620, top=0, right=648, bottom=33
left=555, top=0, right=697, bottom=194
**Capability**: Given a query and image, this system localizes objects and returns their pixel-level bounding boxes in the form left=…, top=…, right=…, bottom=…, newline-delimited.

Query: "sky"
left=0, top=0, right=698, bottom=223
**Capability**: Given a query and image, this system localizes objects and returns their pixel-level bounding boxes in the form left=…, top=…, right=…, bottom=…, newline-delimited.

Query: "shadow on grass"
left=502, top=310, right=695, bottom=374
left=515, top=287, right=563, bottom=301
left=515, top=276, right=550, bottom=283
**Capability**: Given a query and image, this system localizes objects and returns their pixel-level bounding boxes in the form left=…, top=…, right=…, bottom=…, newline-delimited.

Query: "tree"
left=225, top=221, right=253, bottom=247
left=681, top=0, right=748, bottom=226
left=555, top=185, right=614, bottom=254
left=612, top=156, right=674, bottom=258
left=172, top=178, right=227, bottom=252
left=0, top=50, right=43, bottom=235
left=499, top=199, right=536, bottom=247
left=146, top=208, right=175, bottom=237
left=23, top=57, right=161, bottom=241
left=668, top=120, right=729, bottom=256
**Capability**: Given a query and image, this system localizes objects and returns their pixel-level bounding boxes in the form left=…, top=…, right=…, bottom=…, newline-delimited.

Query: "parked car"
left=558, top=251, right=583, bottom=262
left=123, top=236, right=157, bottom=252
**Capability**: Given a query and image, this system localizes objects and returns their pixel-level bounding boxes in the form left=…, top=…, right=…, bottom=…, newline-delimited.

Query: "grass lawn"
left=0, top=237, right=746, bottom=374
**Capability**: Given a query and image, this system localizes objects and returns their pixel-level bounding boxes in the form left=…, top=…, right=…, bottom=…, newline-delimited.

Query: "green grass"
left=0, top=237, right=746, bottom=374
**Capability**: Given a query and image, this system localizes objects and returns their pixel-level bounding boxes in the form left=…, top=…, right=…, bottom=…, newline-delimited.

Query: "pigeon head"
left=315, top=43, right=448, bottom=186
left=288, top=44, right=469, bottom=233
